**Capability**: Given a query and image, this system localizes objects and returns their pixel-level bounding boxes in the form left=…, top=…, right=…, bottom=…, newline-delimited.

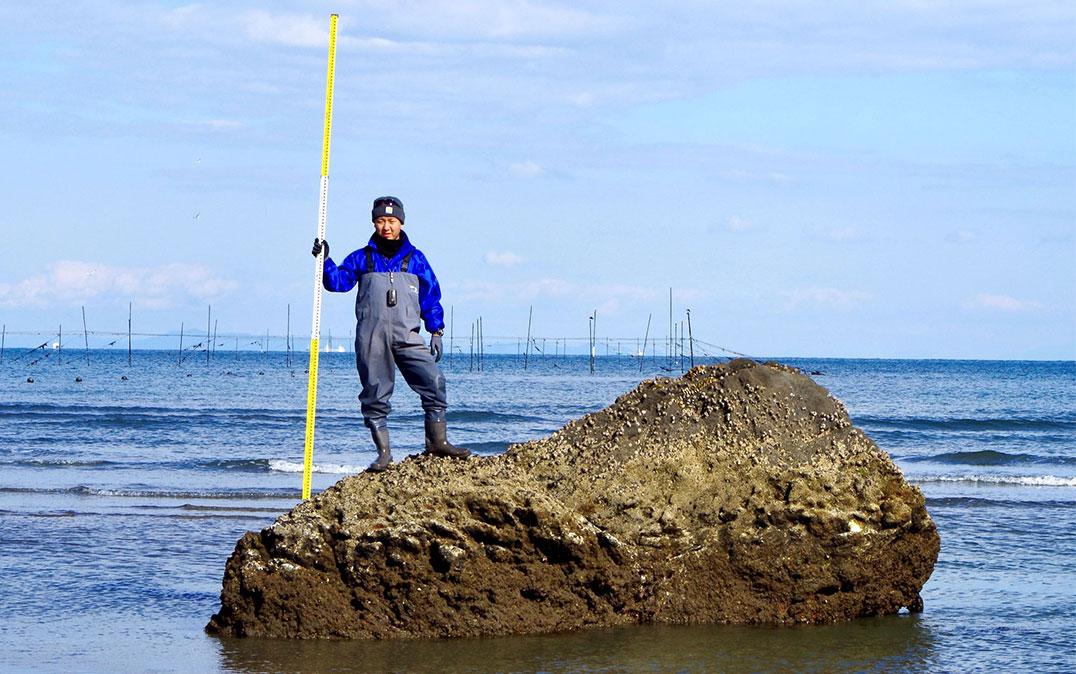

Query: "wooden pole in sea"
left=469, top=321, right=474, bottom=372
left=679, top=320, right=685, bottom=372
left=58, top=324, right=62, bottom=365
left=686, top=309, right=694, bottom=369
left=525, top=305, right=532, bottom=370
left=589, top=312, right=595, bottom=374
left=127, top=302, right=132, bottom=367
left=641, top=313, right=651, bottom=372
left=81, top=306, right=89, bottom=365
left=206, top=305, right=212, bottom=366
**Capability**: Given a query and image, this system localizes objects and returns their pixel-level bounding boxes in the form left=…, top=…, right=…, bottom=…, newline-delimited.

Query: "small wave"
left=467, top=440, right=513, bottom=455
left=856, top=415, right=1075, bottom=432
left=904, top=450, right=1076, bottom=467
left=268, top=459, right=365, bottom=475
left=448, top=410, right=548, bottom=423
left=0, top=457, right=277, bottom=473
left=926, top=496, right=1076, bottom=509
left=200, top=458, right=274, bottom=472
left=175, top=503, right=283, bottom=513
left=910, top=475, right=1076, bottom=487
left=0, top=458, right=120, bottom=468
left=0, top=485, right=300, bottom=499
left=2, top=509, right=81, bottom=518
left=382, top=410, right=548, bottom=424
left=0, top=402, right=306, bottom=430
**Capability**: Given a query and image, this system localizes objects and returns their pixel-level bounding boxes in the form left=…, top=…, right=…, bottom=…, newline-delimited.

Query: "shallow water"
left=1, top=352, right=1073, bottom=673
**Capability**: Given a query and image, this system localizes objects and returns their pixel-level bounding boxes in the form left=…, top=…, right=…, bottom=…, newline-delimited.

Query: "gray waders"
left=355, top=250, right=469, bottom=472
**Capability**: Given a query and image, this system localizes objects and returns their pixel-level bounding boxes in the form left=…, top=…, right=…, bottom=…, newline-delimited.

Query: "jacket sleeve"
left=322, top=250, right=362, bottom=292
left=412, top=251, right=445, bottom=333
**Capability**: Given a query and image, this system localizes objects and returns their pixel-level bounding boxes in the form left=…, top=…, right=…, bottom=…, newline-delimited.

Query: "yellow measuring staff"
left=302, top=13, right=338, bottom=500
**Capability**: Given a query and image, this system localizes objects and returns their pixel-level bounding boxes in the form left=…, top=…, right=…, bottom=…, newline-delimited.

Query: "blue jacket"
left=322, top=232, right=446, bottom=333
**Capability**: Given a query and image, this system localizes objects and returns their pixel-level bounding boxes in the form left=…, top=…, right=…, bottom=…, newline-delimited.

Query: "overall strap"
left=399, top=251, right=414, bottom=273
left=364, top=248, right=374, bottom=273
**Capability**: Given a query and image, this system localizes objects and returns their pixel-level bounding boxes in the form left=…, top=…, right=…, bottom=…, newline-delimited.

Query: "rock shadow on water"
left=206, top=359, right=940, bottom=640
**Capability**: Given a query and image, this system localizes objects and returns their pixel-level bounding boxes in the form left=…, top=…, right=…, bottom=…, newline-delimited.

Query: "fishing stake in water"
left=302, top=14, right=338, bottom=500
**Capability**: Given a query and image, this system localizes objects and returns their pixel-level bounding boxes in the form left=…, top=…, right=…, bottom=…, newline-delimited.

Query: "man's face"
left=374, top=216, right=402, bottom=240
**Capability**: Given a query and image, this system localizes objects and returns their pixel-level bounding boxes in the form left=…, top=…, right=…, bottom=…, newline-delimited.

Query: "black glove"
left=311, top=238, right=329, bottom=258
left=429, top=333, right=443, bottom=362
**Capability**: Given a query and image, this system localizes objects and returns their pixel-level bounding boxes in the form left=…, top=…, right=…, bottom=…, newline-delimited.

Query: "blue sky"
left=1, top=1, right=1073, bottom=358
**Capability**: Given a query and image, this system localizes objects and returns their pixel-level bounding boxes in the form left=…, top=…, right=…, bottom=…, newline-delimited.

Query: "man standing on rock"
left=311, top=195, right=470, bottom=472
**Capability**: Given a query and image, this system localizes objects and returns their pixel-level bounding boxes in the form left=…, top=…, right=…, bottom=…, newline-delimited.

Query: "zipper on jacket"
left=386, top=270, right=397, bottom=307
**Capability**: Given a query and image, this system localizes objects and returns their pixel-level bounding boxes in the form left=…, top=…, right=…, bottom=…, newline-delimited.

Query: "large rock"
left=206, top=359, right=939, bottom=639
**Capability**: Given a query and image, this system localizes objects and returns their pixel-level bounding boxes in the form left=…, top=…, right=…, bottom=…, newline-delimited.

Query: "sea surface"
left=1, top=351, right=1073, bottom=673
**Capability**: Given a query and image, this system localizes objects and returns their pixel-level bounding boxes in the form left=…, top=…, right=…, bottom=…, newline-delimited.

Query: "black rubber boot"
left=424, top=419, right=471, bottom=458
left=367, top=426, right=392, bottom=472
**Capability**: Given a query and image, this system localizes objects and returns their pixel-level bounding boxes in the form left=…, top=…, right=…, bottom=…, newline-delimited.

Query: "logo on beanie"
left=385, top=206, right=393, bottom=214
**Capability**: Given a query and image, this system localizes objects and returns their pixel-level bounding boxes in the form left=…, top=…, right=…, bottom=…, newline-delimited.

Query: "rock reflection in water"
left=214, top=615, right=936, bottom=673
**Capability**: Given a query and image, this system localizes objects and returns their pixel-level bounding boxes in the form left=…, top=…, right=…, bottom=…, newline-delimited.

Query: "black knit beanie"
left=371, top=196, right=404, bottom=223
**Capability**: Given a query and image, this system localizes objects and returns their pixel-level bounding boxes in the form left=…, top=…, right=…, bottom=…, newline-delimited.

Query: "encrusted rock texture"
left=207, top=359, right=939, bottom=639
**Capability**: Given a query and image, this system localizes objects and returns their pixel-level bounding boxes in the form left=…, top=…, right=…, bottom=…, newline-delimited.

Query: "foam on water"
left=910, top=474, right=1076, bottom=487
left=268, top=459, right=366, bottom=474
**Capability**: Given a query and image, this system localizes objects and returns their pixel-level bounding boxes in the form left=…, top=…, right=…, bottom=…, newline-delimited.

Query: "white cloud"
left=946, top=229, right=976, bottom=243
left=162, top=3, right=203, bottom=30
left=347, top=0, right=627, bottom=41
left=0, top=261, right=237, bottom=310
left=965, top=293, right=1043, bottom=312
left=160, top=5, right=578, bottom=58
left=191, top=119, right=244, bottom=130
left=242, top=10, right=328, bottom=48
left=726, top=216, right=753, bottom=232
left=781, top=287, right=873, bottom=310
left=454, top=277, right=704, bottom=309
left=821, top=226, right=862, bottom=242
left=348, top=36, right=569, bottom=59
left=719, top=169, right=798, bottom=186
left=508, top=161, right=545, bottom=178
left=484, top=250, right=526, bottom=267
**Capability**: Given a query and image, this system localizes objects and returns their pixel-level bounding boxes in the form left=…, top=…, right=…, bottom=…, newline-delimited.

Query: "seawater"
left=1, top=352, right=1073, bottom=673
